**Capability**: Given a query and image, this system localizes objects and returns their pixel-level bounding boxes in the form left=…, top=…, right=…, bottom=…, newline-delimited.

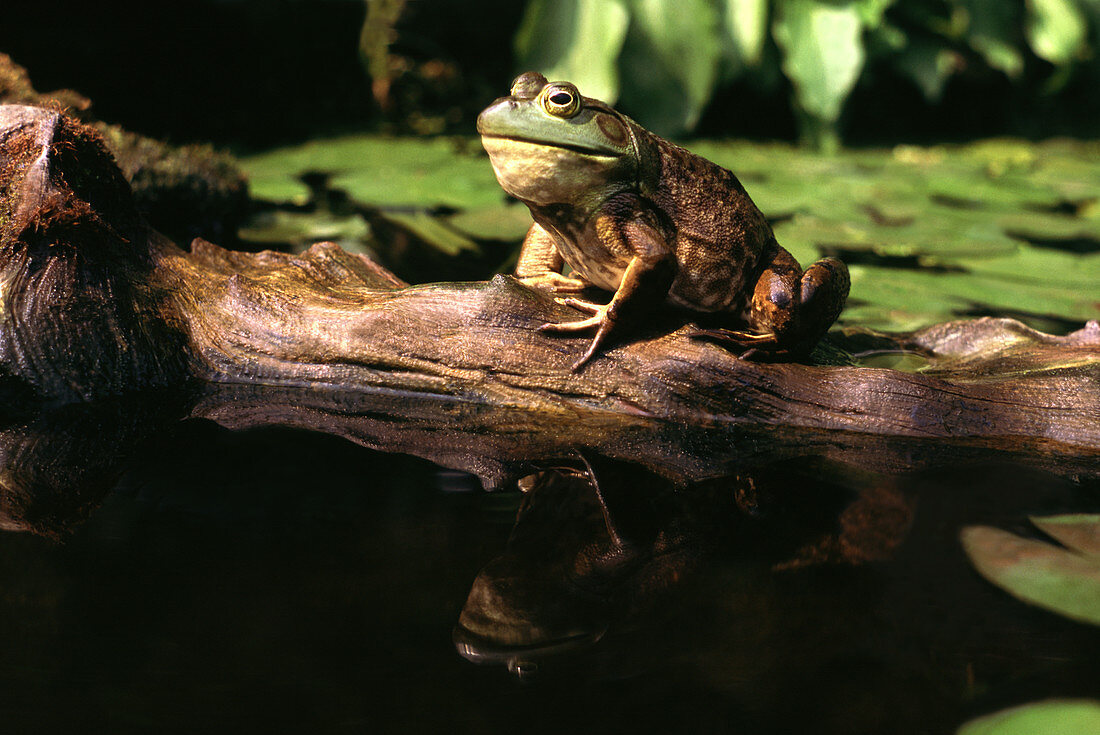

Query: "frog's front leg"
left=515, top=223, right=590, bottom=293
left=539, top=216, right=674, bottom=370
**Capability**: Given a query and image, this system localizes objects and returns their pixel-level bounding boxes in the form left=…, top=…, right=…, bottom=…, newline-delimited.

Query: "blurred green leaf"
left=358, top=0, right=405, bottom=92
left=893, top=39, right=957, bottom=102
left=515, top=0, right=631, bottom=103
left=964, top=0, right=1026, bottom=77
left=961, top=515, right=1100, bottom=626
left=618, top=0, right=723, bottom=135
left=869, top=19, right=907, bottom=53
left=969, top=38, right=1025, bottom=77
left=773, top=0, right=866, bottom=148
left=721, top=0, right=769, bottom=66
left=855, top=0, right=895, bottom=27
left=505, top=0, right=1100, bottom=143
left=957, top=700, right=1100, bottom=735
left=1026, top=0, right=1088, bottom=64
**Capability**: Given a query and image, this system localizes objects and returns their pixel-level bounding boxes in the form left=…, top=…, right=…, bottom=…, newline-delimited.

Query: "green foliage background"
left=513, top=0, right=1100, bottom=148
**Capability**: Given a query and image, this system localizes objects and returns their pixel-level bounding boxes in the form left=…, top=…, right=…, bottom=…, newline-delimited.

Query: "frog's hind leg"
left=743, top=246, right=804, bottom=349
left=691, top=247, right=802, bottom=355
left=692, top=249, right=849, bottom=359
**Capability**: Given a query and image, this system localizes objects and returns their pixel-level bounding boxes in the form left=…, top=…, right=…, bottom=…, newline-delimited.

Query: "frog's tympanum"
left=478, top=72, right=849, bottom=369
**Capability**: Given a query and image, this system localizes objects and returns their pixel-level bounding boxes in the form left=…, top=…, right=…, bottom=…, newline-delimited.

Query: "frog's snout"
left=476, top=98, right=513, bottom=136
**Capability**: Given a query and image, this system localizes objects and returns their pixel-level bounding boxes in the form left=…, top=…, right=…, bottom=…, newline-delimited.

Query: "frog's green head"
left=478, top=72, right=638, bottom=208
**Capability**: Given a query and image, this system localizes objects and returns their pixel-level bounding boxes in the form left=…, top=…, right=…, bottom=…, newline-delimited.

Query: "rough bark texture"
left=2, top=106, right=1097, bottom=477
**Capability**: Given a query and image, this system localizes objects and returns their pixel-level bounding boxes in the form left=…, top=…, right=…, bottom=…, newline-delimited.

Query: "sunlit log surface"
left=2, top=105, right=1097, bottom=478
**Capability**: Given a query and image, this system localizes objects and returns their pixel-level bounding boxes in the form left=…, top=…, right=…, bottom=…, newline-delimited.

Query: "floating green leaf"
left=961, top=515, right=1100, bottom=626
left=240, top=136, right=1100, bottom=334
left=446, top=204, right=533, bottom=242
left=957, top=699, right=1100, bottom=735
left=241, top=136, right=502, bottom=210
left=378, top=211, right=480, bottom=257
left=515, top=0, right=630, bottom=104
left=238, top=211, right=371, bottom=249
left=1031, top=514, right=1100, bottom=559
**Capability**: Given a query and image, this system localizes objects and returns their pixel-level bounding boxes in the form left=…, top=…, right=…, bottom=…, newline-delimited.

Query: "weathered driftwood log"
left=2, top=105, right=1098, bottom=478
left=0, top=54, right=247, bottom=241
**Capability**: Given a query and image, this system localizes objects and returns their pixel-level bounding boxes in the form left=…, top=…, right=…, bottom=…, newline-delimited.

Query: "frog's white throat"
left=481, top=136, right=621, bottom=207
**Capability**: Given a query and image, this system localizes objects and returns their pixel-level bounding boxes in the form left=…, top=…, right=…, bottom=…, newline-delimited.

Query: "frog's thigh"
left=748, top=248, right=802, bottom=339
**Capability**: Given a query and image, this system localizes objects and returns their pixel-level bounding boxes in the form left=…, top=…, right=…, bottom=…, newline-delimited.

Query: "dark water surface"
left=1, top=415, right=1098, bottom=735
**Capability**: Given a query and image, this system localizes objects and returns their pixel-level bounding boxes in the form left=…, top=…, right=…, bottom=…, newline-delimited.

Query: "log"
left=1, top=106, right=1097, bottom=493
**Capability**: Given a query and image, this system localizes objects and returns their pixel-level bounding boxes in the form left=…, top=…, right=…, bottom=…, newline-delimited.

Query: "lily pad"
left=961, top=515, right=1100, bottom=626
left=242, top=136, right=502, bottom=210
left=238, top=136, right=1100, bottom=333
left=377, top=211, right=479, bottom=257
left=445, top=204, right=533, bottom=242
left=957, top=699, right=1100, bottom=735
left=1031, top=514, right=1100, bottom=559
left=237, top=210, right=371, bottom=249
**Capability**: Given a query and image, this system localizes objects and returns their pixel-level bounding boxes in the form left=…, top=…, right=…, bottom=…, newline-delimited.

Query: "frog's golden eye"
left=541, top=84, right=581, bottom=118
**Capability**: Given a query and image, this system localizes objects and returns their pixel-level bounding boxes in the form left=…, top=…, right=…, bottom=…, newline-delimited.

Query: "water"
left=1, top=403, right=1098, bottom=734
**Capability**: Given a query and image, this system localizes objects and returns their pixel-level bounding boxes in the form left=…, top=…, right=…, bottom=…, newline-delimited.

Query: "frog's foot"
left=539, top=298, right=616, bottom=370
left=689, top=327, right=777, bottom=348
left=718, top=329, right=777, bottom=345
left=705, top=253, right=851, bottom=361
left=518, top=272, right=590, bottom=294
left=687, top=328, right=796, bottom=361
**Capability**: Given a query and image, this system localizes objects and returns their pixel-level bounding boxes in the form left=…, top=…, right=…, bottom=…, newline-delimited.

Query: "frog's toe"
left=688, top=327, right=778, bottom=348
left=538, top=314, right=604, bottom=333
left=519, top=273, right=590, bottom=293
left=572, top=318, right=617, bottom=371
left=554, top=297, right=605, bottom=314
left=726, top=331, right=777, bottom=344
left=538, top=302, right=619, bottom=370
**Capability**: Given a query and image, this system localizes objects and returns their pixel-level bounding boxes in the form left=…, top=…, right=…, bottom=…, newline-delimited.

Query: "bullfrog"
left=478, top=71, right=849, bottom=369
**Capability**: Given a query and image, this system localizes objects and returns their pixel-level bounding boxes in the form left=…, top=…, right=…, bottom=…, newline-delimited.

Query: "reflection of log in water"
left=451, top=454, right=1100, bottom=682
left=1, top=105, right=1097, bottom=467
left=0, top=393, right=188, bottom=536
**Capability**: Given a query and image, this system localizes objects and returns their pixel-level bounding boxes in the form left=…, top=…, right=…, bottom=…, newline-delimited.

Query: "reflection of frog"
left=478, top=72, right=849, bottom=369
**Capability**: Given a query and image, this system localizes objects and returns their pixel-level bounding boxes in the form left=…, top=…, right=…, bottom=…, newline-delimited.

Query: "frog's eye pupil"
left=542, top=84, right=580, bottom=117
